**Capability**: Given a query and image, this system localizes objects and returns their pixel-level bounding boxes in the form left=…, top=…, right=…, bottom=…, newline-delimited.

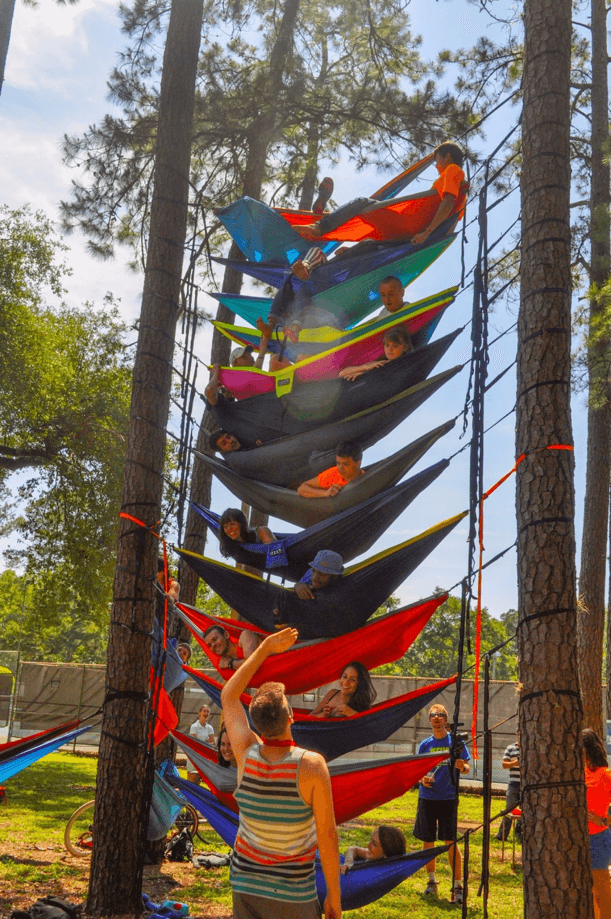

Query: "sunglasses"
left=429, top=713, right=446, bottom=720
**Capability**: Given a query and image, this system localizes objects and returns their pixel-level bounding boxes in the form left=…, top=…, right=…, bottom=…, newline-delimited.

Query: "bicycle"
left=64, top=799, right=200, bottom=857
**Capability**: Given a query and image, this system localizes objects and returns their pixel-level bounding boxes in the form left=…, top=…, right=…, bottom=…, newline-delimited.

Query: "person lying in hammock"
left=297, top=440, right=364, bottom=500
left=217, top=724, right=238, bottom=769
left=203, top=624, right=262, bottom=672
left=341, top=826, right=407, bottom=874
left=311, top=661, right=376, bottom=719
left=290, top=142, right=466, bottom=281
left=218, top=508, right=276, bottom=560
left=293, top=550, right=345, bottom=600
left=338, top=326, right=413, bottom=382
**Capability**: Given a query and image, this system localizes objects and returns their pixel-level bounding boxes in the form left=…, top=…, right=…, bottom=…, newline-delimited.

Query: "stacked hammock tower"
left=175, top=152, right=470, bottom=908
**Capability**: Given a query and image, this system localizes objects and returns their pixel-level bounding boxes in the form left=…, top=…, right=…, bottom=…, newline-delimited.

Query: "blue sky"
left=1, top=0, right=587, bottom=619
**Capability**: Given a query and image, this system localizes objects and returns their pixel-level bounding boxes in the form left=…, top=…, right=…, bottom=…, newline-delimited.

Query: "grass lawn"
left=0, top=752, right=524, bottom=918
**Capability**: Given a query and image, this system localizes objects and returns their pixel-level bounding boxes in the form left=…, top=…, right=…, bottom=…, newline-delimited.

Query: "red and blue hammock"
left=183, top=669, right=457, bottom=762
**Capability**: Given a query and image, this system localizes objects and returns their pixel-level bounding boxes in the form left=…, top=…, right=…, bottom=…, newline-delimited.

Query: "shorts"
left=232, top=891, right=322, bottom=919
left=590, top=828, right=611, bottom=870
left=413, top=797, right=458, bottom=843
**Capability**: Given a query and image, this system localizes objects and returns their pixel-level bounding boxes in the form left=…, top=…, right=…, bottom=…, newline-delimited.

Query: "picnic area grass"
left=0, top=752, right=524, bottom=917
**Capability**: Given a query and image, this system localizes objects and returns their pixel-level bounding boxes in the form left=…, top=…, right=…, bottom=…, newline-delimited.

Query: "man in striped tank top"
left=221, top=628, right=341, bottom=919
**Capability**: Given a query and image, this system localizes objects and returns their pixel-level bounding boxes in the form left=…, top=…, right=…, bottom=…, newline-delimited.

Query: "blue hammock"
left=210, top=236, right=455, bottom=329
left=147, top=770, right=187, bottom=841
left=174, top=779, right=448, bottom=910
left=0, top=724, right=91, bottom=783
left=191, top=459, right=448, bottom=580
left=186, top=669, right=456, bottom=762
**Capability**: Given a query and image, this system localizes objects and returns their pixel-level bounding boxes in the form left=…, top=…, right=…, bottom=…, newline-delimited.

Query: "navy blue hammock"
left=177, top=510, right=466, bottom=638
left=198, top=419, right=454, bottom=529
left=174, top=779, right=448, bottom=911
left=184, top=668, right=457, bottom=761
left=191, top=458, right=449, bottom=580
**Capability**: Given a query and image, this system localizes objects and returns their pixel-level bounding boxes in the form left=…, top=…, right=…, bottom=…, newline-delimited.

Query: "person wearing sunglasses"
left=413, top=703, right=470, bottom=905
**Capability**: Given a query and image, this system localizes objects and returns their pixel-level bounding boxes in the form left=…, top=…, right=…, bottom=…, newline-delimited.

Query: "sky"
left=1, top=0, right=588, bottom=620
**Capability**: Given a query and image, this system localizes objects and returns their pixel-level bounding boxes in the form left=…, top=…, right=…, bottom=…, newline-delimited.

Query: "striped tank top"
left=230, top=743, right=317, bottom=903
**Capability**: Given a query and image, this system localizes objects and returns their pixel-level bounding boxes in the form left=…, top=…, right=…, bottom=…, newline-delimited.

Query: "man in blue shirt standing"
left=413, top=703, right=470, bottom=904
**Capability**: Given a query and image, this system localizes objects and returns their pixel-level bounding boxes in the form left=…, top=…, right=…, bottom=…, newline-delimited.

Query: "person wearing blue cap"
left=294, top=550, right=344, bottom=600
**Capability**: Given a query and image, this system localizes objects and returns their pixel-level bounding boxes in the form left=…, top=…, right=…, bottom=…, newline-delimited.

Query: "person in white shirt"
left=186, top=704, right=215, bottom=784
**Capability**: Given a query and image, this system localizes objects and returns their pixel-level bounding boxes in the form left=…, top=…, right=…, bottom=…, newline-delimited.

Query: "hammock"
left=0, top=719, right=81, bottom=763
left=213, top=289, right=457, bottom=363
left=175, top=592, right=446, bottom=694
left=185, top=669, right=456, bottom=762
left=172, top=732, right=448, bottom=823
left=147, top=770, right=187, bottom=841
left=177, top=511, right=465, bottom=638
left=0, top=724, right=91, bottom=784
left=174, top=779, right=448, bottom=911
left=210, top=235, right=454, bottom=330
left=277, top=183, right=468, bottom=242
left=213, top=292, right=454, bottom=399
left=208, top=335, right=459, bottom=448
left=213, top=154, right=435, bottom=265
left=192, top=460, right=449, bottom=580
left=208, top=367, right=462, bottom=489
left=195, top=420, right=454, bottom=528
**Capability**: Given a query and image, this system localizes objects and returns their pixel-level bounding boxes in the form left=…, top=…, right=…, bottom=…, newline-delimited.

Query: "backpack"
left=164, top=828, right=194, bottom=863
left=12, top=897, right=80, bottom=919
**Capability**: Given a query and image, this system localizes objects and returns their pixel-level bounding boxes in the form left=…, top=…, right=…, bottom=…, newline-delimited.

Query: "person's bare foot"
left=312, top=177, right=334, bottom=215
left=282, top=326, right=300, bottom=344
left=291, top=260, right=310, bottom=281
left=295, top=222, right=322, bottom=239
left=256, top=317, right=275, bottom=338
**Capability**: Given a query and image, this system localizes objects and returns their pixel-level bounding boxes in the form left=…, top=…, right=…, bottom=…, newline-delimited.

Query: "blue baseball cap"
left=308, top=550, right=344, bottom=576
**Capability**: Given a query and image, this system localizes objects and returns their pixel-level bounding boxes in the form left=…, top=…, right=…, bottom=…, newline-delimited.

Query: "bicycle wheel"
left=169, top=803, right=199, bottom=838
left=64, top=800, right=95, bottom=857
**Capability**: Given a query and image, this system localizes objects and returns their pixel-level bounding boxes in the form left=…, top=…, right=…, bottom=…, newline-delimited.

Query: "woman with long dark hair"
left=311, top=661, right=376, bottom=718
left=217, top=724, right=238, bottom=769
left=218, top=508, right=275, bottom=560
left=583, top=727, right=611, bottom=918
left=341, top=825, right=406, bottom=873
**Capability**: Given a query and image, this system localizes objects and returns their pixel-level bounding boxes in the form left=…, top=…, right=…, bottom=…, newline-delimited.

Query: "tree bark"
left=177, top=0, right=302, bottom=608
left=578, top=0, right=611, bottom=737
left=87, top=2, right=204, bottom=913
left=0, top=0, right=16, bottom=96
left=518, top=1, right=592, bottom=916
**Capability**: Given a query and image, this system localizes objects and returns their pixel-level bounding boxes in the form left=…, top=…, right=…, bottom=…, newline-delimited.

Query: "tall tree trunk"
left=0, top=0, right=16, bottom=96
left=178, top=0, right=302, bottom=608
left=87, top=2, right=204, bottom=913
left=517, top=1, right=592, bottom=916
left=578, top=0, right=611, bottom=737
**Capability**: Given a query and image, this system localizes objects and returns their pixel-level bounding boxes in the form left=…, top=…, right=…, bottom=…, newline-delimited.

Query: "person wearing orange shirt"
left=584, top=728, right=611, bottom=918
left=297, top=441, right=364, bottom=499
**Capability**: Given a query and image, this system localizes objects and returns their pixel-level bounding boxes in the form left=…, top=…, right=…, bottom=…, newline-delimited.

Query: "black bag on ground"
left=11, top=897, right=80, bottom=919
left=164, top=827, right=194, bottom=862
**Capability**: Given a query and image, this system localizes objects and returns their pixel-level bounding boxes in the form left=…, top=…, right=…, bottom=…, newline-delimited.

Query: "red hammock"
left=177, top=594, right=446, bottom=695
left=172, top=729, right=449, bottom=824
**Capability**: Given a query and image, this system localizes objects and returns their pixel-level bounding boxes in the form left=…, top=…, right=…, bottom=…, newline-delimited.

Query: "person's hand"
left=338, top=368, right=365, bottom=381
left=340, top=864, right=349, bottom=875
left=219, top=655, right=235, bottom=669
left=326, top=483, right=343, bottom=497
left=295, top=581, right=315, bottom=600
left=411, top=231, right=428, bottom=246
left=421, top=774, right=434, bottom=788
left=262, top=628, right=299, bottom=654
left=323, top=893, right=341, bottom=919
left=455, top=758, right=466, bottom=773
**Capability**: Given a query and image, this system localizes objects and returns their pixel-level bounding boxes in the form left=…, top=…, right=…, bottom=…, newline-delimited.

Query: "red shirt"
left=586, top=765, right=611, bottom=834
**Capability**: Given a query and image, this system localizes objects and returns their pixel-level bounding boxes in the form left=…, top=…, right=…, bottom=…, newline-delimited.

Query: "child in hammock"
left=338, top=326, right=413, bottom=382
left=341, top=825, right=407, bottom=873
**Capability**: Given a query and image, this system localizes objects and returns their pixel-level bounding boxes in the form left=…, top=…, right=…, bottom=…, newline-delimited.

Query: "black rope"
left=517, top=606, right=573, bottom=627
left=104, top=690, right=149, bottom=705
left=484, top=360, right=517, bottom=392
left=101, top=730, right=145, bottom=749
left=520, top=688, right=580, bottom=704
left=478, top=657, right=492, bottom=915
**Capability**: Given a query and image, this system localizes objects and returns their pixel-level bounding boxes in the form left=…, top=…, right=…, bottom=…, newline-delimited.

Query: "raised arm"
left=220, top=629, right=299, bottom=767
left=204, top=363, right=223, bottom=405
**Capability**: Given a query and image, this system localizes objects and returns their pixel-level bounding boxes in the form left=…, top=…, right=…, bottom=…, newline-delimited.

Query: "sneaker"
left=424, top=880, right=438, bottom=897
left=453, top=886, right=464, bottom=905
